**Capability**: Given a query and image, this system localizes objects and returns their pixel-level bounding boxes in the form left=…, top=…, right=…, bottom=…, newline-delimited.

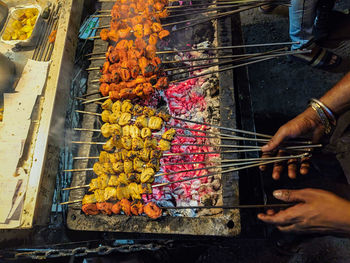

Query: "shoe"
left=259, top=4, right=278, bottom=14
left=291, top=44, right=342, bottom=70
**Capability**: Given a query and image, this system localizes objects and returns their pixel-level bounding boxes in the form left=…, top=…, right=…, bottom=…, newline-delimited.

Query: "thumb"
left=262, top=127, right=289, bottom=152
left=273, top=189, right=307, bottom=203
left=312, top=126, right=325, bottom=143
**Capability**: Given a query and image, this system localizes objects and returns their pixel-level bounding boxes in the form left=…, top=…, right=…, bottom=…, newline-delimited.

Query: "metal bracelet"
left=309, top=101, right=332, bottom=134
left=310, top=98, right=337, bottom=126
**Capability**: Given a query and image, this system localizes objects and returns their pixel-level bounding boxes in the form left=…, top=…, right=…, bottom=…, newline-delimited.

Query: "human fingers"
left=262, top=126, right=291, bottom=152
left=266, top=209, right=275, bottom=216
left=273, top=189, right=310, bottom=202
left=272, top=150, right=285, bottom=180
left=312, top=125, right=325, bottom=144
left=277, top=224, right=324, bottom=233
left=287, top=158, right=298, bottom=179
left=257, top=208, right=300, bottom=225
left=259, top=152, right=272, bottom=171
left=300, top=156, right=310, bottom=175
left=277, top=224, right=298, bottom=232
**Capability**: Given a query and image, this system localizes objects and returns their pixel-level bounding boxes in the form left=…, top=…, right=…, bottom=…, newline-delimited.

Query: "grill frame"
left=66, top=2, right=244, bottom=237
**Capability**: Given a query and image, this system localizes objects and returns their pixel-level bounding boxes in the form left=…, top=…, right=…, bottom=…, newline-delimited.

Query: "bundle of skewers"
left=63, top=0, right=318, bottom=220
left=92, top=0, right=292, bottom=33
left=84, top=0, right=170, bottom=101
left=63, top=100, right=320, bottom=219
left=80, top=0, right=308, bottom=105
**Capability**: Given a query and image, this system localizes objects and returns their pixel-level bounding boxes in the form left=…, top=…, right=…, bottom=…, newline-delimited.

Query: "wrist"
left=302, top=107, right=323, bottom=128
left=311, top=98, right=337, bottom=125
left=336, top=200, right=350, bottom=234
left=308, top=98, right=336, bottom=134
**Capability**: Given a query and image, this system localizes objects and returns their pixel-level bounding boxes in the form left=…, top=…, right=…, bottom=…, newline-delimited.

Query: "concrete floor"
left=240, top=6, right=350, bottom=133
left=227, top=5, right=350, bottom=263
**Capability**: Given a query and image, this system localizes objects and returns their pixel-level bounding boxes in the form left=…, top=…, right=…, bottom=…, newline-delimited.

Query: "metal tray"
left=0, top=4, right=42, bottom=47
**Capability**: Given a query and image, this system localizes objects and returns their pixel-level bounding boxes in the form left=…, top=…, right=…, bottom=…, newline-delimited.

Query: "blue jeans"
left=289, top=0, right=319, bottom=50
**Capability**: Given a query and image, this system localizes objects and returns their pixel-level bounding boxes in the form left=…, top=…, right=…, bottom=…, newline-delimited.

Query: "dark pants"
left=329, top=111, right=350, bottom=183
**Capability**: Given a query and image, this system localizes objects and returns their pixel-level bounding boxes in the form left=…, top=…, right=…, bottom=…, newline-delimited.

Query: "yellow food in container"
left=2, top=8, right=38, bottom=41
left=1, top=5, right=41, bottom=45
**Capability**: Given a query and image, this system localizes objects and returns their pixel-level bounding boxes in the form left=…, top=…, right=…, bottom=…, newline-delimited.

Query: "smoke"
left=48, top=115, right=76, bottom=147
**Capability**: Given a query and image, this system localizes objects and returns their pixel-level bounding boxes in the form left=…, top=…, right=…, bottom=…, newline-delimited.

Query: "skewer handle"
left=62, top=184, right=89, bottom=191
left=163, top=203, right=294, bottom=209
left=76, top=110, right=102, bottom=116
left=60, top=200, right=83, bottom=205
left=63, top=168, right=93, bottom=172
left=87, top=35, right=101, bottom=40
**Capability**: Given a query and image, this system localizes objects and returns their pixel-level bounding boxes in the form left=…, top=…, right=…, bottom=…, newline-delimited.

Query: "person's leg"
left=289, top=0, right=341, bottom=69
left=289, top=0, right=319, bottom=50
left=329, top=110, right=350, bottom=183
left=314, top=0, right=336, bottom=40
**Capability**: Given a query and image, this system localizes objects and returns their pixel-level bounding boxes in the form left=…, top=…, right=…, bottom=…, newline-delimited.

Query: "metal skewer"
left=72, top=111, right=312, bottom=145
left=162, top=5, right=260, bottom=28
left=164, top=50, right=284, bottom=72
left=87, top=50, right=310, bottom=86
left=62, top=158, right=298, bottom=193
left=81, top=96, right=109, bottom=104
left=60, top=199, right=293, bottom=209
left=165, top=51, right=301, bottom=77
left=94, top=2, right=269, bottom=23
left=163, top=153, right=308, bottom=165
left=152, top=158, right=286, bottom=188
left=174, top=5, right=268, bottom=32
left=70, top=140, right=320, bottom=152
left=167, top=124, right=312, bottom=144
left=73, top=111, right=272, bottom=140
left=75, top=110, right=101, bottom=116
left=73, top=127, right=270, bottom=143
left=166, top=124, right=272, bottom=140
left=88, top=5, right=261, bottom=40
left=62, top=154, right=308, bottom=190
left=71, top=152, right=308, bottom=162
left=38, top=4, right=61, bottom=61
left=171, top=143, right=322, bottom=150
left=169, top=57, right=273, bottom=84
left=169, top=50, right=311, bottom=83
left=86, top=51, right=283, bottom=63
left=157, top=42, right=300, bottom=54
left=76, top=96, right=106, bottom=104
left=160, top=203, right=293, bottom=209
left=95, top=1, right=262, bottom=13
left=93, top=5, right=234, bottom=20
left=165, top=49, right=304, bottom=71
left=155, top=160, right=282, bottom=178
left=62, top=160, right=260, bottom=183
left=161, top=52, right=281, bottom=64
left=84, top=41, right=300, bottom=57
left=32, top=4, right=54, bottom=60
left=64, top=168, right=93, bottom=173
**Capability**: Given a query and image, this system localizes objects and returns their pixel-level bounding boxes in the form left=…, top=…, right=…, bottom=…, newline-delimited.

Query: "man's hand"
left=260, top=107, right=324, bottom=180
left=257, top=189, right=350, bottom=234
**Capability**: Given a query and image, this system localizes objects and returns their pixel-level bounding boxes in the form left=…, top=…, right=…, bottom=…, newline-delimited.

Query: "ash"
left=154, top=37, right=224, bottom=217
